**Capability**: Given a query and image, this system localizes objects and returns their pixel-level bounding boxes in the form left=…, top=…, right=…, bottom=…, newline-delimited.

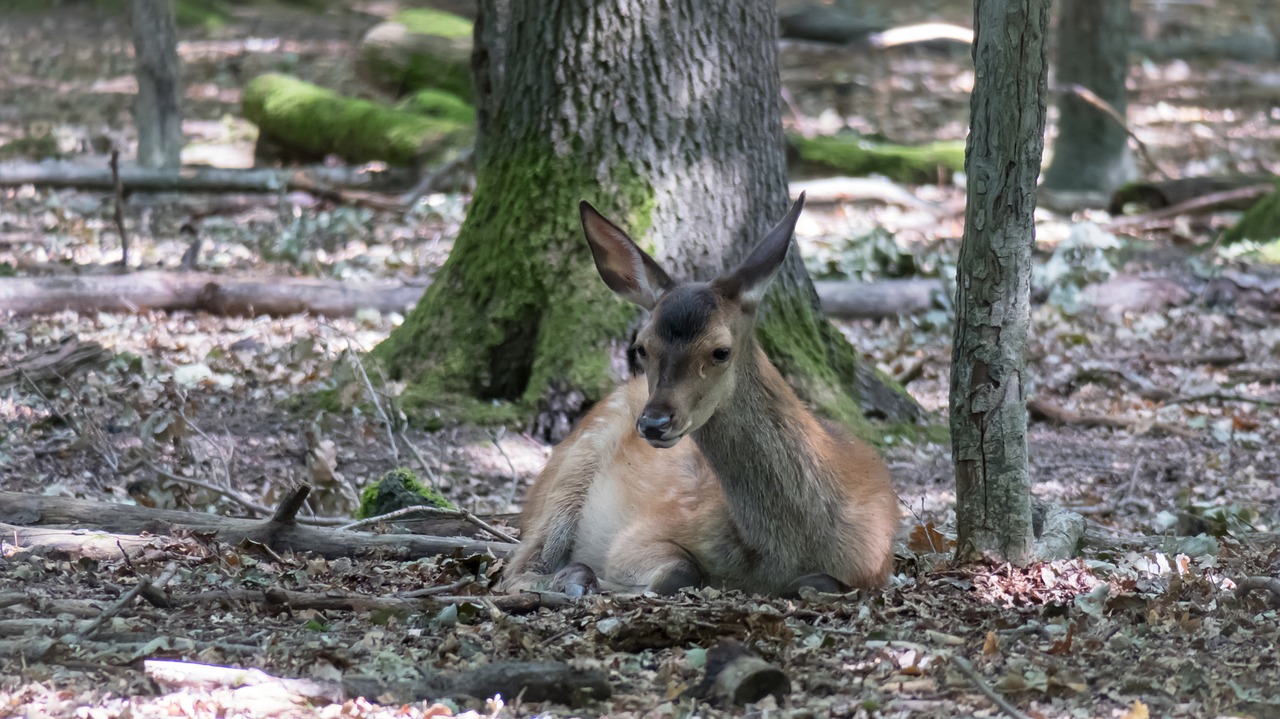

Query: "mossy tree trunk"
left=950, top=0, right=1051, bottom=564
left=374, top=0, right=920, bottom=439
left=1042, top=0, right=1134, bottom=193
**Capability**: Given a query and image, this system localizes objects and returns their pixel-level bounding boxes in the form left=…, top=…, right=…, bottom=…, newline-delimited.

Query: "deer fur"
left=500, top=194, right=900, bottom=596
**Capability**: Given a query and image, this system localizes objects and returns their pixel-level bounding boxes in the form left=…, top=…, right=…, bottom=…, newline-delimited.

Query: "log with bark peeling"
left=0, top=490, right=515, bottom=560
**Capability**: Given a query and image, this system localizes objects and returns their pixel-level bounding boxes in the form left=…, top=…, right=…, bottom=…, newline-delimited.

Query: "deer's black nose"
left=637, top=411, right=673, bottom=441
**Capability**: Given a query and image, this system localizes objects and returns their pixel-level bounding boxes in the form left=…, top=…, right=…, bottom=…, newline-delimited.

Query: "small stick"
left=143, top=458, right=271, bottom=517
left=339, top=504, right=518, bottom=544
left=395, top=576, right=475, bottom=598
left=951, top=655, right=1033, bottom=719
left=270, top=485, right=311, bottom=524
left=78, top=561, right=178, bottom=639
left=109, top=150, right=131, bottom=268
left=398, top=428, right=440, bottom=485
left=1052, top=82, right=1171, bottom=181
left=347, top=350, right=399, bottom=462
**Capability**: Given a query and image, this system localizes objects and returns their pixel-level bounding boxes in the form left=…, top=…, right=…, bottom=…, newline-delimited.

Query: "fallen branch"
left=146, top=659, right=342, bottom=704
left=0, top=340, right=109, bottom=390
left=2, top=271, right=944, bottom=322
left=1032, top=506, right=1086, bottom=561
left=694, top=638, right=790, bottom=706
left=1235, top=576, right=1280, bottom=606
left=344, top=660, right=610, bottom=706
left=1026, top=396, right=1198, bottom=439
left=340, top=505, right=518, bottom=544
left=0, top=490, right=516, bottom=560
left=159, top=585, right=569, bottom=615
left=1109, top=183, right=1275, bottom=230
left=814, top=278, right=945, bottom=319
left=0, top=271, right=427, bottom=318
left=950, top=655, right=1032, bottom=719
left=1052, top=82, right=1171, bottom=181
left=0, top=522, right=179, bottom=561
left=76, top=561, right=179, bottom=639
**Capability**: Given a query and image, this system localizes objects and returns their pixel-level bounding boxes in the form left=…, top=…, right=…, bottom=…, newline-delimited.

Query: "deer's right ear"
left=580, top=201, right=673, bottom=310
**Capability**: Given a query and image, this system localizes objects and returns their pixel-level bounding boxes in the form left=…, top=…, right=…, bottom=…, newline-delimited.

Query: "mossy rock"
left=356, top=468, right=453, bottom=519
left=788, top=133, right=966, bottom=184
left=396, top=89, right=476, bottom=124
left=242, top=73, right=474, bottom=166
left=391, top=7, right=473, bottom=39
left=1221, top=184, right=1280, bottom=246
left=355, top=16, right=473, bottom=100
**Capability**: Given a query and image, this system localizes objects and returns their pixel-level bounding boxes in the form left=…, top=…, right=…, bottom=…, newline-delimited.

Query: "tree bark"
left=950, top=0, right=1051, bottom=564
left=129, top=0, right=184, bottom=169
left=374, top=0, right=919, bottom=439
left=1042, top=0, right=1134, bottom=193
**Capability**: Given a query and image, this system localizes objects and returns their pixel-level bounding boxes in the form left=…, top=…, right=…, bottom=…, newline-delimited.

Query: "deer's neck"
left=691, top=345, right=839, bottom=556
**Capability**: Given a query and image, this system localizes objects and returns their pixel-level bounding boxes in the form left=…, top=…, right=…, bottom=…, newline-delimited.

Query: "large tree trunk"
left=1042, top=0, right=1134, bottom=193
left=374, top=0, right=919, bottom=439
left=950, top=0, right=1051, bottom=564
left=129, top=0, right=184, bottom=169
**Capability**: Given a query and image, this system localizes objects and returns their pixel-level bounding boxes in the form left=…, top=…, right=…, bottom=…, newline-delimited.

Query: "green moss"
left=372, top=147, right=653, bottom=428
left=356, top=467, right=453, bottom=519
left=0, top=134, right=61, bottom=160
left=789, top=133, right=966, bottom=184
left=1222, top=184, right=1280, bottom=246
left=396, top=89, right=476, bottom=125
left=175, top=0, right=231, bottom=29
left=242, top=73, right=473, bottom=166
left=391, top=8, right=473, bottom=39
left=757, top=289, right=876, bottom=442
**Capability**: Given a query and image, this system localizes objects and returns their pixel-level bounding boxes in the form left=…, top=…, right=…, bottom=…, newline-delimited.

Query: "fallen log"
left=0, top=272, right=427, bottom=318
left=814, top=278, right=945, bottom=319
left=0, top=489, right=516, bottom=560
left=243, top=74, right=474, bottom=167
left=1108, top=175, right=1274, bottom=214
left=1, top=272, right=947, bottom=321
left=788, top=133, right=966, bottom=184
left=0, top=522, right=181, bottom=561
left=0, top=160, right=409, bottom=195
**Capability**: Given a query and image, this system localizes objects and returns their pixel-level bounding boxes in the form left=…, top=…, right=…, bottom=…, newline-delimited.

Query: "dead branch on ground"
left=0, top=489, right=516, bottom=560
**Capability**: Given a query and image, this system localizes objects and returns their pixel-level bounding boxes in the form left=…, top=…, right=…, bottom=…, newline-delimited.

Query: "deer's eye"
left=633, top=345, right=648, bottom=360
left=712, top=347, right=731, bottom=363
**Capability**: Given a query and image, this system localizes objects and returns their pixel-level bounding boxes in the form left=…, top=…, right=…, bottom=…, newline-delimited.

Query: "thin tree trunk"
left=950, top=0, right=1051, bottom=564
left=1042, top=0, right=1134, bottom=193
left=374, top=0, right=918, bottom=439
left=130, top=0, right=183, bottom=169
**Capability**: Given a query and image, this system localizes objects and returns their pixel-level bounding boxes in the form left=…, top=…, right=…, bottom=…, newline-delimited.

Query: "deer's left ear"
left=717, top=193, right=805, bottom=307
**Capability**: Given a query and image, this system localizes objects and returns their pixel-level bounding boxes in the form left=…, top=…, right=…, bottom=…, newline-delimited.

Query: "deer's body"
left=502, top=196, right=900, bottom=596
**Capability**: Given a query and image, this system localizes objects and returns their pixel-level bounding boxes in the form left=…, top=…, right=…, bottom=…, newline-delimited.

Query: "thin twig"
left=339, top=504, right=518, bottom=544
left=1053, top=82, right=1171, bottom=181
left=109, top=149, right=131, bottom=268
left=950, top=655, right=1033, bottom=719
left=143, top=458, right=271, bottom=517
left=347, top=350, right=399, bottom=462
left=78, top=561, right=178, bottom=639
left=395, top=576, right=475, bottom=598
left=398, top=429, right=439, bottom=486
left=1165, top=391, right=1278, bottom=406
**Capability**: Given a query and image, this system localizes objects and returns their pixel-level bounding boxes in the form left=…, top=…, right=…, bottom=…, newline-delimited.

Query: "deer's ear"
left=718, top=193, right=805, bottom=308
left=580, top=201, right=673, bottom=310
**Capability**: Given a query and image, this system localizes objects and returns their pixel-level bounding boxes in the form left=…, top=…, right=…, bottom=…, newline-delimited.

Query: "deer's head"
left=579, top=195, right=805, bottom=448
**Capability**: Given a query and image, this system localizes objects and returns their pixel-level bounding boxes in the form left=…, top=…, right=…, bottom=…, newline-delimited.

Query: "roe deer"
left=500, top=194, right=899, bottom=596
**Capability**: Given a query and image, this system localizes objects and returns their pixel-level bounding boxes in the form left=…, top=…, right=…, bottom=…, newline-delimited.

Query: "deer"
left=499, top=193, right=900, bottom=597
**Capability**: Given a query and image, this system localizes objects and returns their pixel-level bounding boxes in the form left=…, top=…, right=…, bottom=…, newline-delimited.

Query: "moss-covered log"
left=242, top=73, right=473, bottom=166
left=355, top=10, right=473, bottom=100
left=1222, top=184, right=1280, bottom=245
left=788, top=133, right=966, bottom=184
left=396, top=89, right=476, bottom=124
left=372, top=0, right=921, bottom=441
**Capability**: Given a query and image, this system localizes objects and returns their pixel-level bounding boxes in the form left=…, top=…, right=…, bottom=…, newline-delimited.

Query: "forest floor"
left=3, top=2, right=1280, bottom=719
